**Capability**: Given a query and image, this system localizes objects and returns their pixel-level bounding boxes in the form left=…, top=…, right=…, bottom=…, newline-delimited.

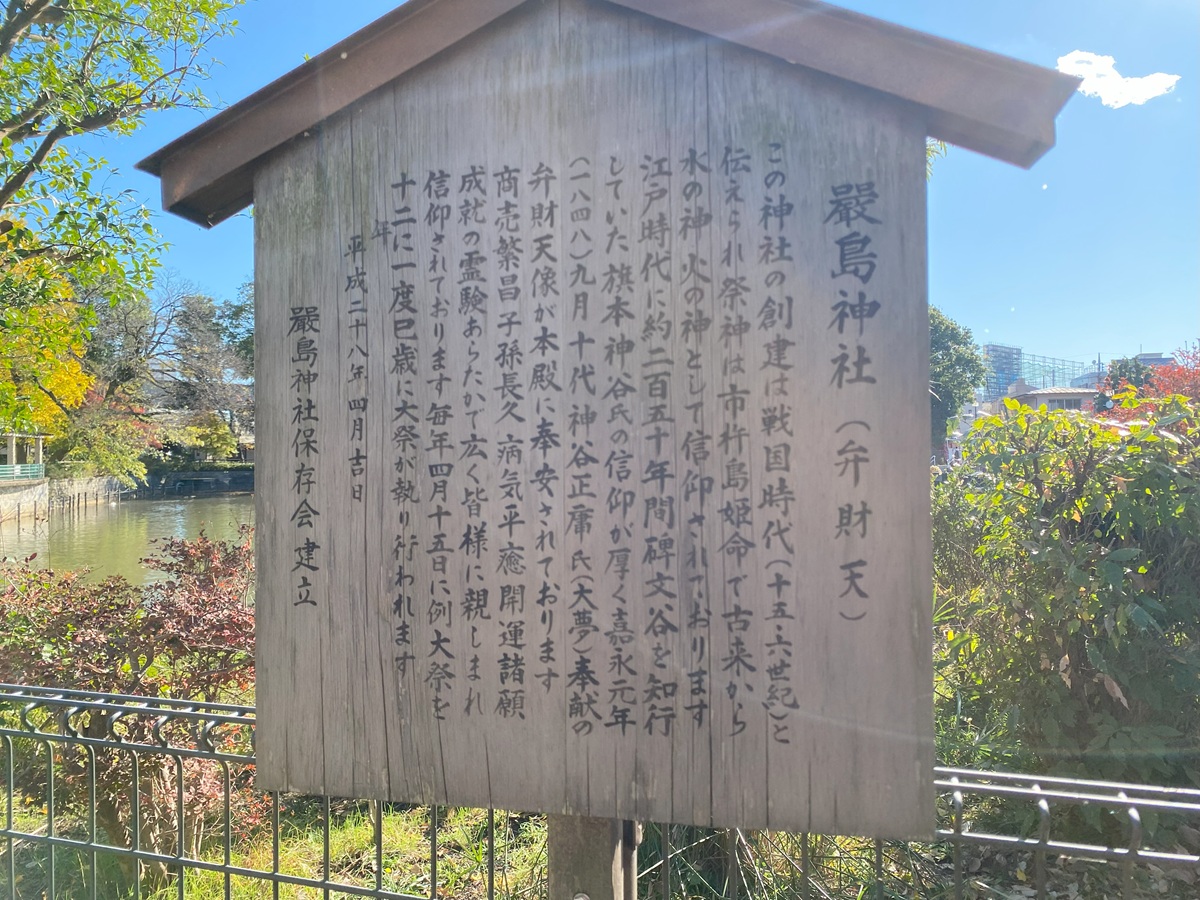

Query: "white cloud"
left=1057, top=50, right=1181, bottom=108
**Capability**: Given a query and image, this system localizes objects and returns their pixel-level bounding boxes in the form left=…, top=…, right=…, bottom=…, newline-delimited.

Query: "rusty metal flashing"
left=138, top=0, right=1079, bottom=227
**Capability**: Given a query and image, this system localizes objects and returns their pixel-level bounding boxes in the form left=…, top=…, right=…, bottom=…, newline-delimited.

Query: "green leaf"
left=1106, top=548, right=1141, bottom=562
left=1127, top=605, right=1162, bottom=634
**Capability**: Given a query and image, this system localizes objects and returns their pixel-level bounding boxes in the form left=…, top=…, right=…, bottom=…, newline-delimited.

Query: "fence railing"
left=4, top=682, right=1200, bottom=899
left=0, top=464, right=44, bottom=483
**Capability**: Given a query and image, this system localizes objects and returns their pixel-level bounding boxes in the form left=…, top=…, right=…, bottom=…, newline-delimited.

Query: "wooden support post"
left=725, top=828, right=742, bottom=900
left=547, top=817, right=639, bottom=900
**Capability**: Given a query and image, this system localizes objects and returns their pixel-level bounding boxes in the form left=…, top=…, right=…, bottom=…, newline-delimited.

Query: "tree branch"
left=0, top=0, right=56, bottom=61
left=0, top=0, right=37, bottom=46
left=33, top=376, right=73, bottom=416
left=69, top=100, right=159, bottom=136
left=0, top=121, right=67, bottom=211
left=0, top=91, right=52, bottom=144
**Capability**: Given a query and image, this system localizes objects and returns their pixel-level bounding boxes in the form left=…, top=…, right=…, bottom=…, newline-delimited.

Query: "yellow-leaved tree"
left=0, top=261, right=92, bottom=435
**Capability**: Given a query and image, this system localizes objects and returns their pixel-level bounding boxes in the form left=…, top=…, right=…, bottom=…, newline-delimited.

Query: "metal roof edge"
left=138, top=0, right=526, bottom=175
left=610, top=0, right=1080, bottom=167
left=139, top=0, right=1080, bottom=226
left=137, top=0, right=527, bottom=226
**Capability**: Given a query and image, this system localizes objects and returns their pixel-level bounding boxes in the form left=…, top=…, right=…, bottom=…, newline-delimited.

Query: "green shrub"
left=933, top=395, right=1200, bottom=795
left=1, top=529, right=256, bottom=890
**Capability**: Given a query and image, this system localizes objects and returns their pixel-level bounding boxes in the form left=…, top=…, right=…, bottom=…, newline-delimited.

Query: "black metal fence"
left=4, top=682, right=1199, bottom=899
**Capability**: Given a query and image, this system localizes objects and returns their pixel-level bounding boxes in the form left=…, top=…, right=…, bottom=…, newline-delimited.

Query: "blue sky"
left=97, top=0, right=1197, bottom=367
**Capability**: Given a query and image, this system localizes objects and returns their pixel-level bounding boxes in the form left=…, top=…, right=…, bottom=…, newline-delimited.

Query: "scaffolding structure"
left=1021, top=351, right=1088, bottom=389
left=982, top=344, right=1021, bottom=401
left=981, top=344, right=1089, bottom=401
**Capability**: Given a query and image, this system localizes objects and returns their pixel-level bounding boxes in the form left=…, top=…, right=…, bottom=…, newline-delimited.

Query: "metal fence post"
left=6, top=687, right=1200, bottom=899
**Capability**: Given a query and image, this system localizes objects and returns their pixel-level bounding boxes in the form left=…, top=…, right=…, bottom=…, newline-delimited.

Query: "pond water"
left=0, top=494, right=255, bottom=584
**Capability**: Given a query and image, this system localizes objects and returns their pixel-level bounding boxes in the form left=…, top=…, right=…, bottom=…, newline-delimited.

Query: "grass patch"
left=5, top=802, right=1187, bottom=899
left=4, top=799, right=548, bottom=900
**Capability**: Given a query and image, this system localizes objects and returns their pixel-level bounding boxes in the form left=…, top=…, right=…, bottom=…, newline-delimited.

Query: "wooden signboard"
left=252, top=0, right=933, bottom=837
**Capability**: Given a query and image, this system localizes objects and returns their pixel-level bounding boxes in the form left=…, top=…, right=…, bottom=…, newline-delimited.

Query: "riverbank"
left=0, top=469, right=256, bottom=527
left=0, top=475, right=125, bottom=527
left=140, top=467, right=255, bottom=497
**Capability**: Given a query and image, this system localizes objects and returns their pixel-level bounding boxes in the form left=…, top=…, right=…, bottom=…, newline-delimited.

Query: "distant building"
left=1066, top=352, right=1174, bottom=390
left=981, top=343, right=1089, bottom=401
left=1006, top=380, right=1095, bottom=412
left=0, top=433, right=46, bottom=483
left=981, top=344, right=1022, bottom=402
left=1070, top=369, right=1106, bottom=389
left=968, top=347, right=1177, bottom=427
left=1134, top=351, right=1174, bottom=368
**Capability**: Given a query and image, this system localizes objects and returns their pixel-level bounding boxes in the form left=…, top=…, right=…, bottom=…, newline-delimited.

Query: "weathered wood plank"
left=255, top=131, right=333, bottom=795
left=315, top=109, right=360, bottom=801
left=350, top=100, right=394, bottom=802
left=251, top=160, right=290, bottom=795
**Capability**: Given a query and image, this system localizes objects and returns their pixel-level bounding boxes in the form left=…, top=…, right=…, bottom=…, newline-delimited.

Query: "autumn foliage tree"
left=1095, top=342, right=1200, bottom=421
left=1145, top=342, right=1200, bottom=401
left=0, top=273, right=91, bottom=433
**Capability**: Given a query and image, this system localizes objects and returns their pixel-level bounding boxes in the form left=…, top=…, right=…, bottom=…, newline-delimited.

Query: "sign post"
left=248, top=0, right=937, bottom=836
left=547, top=817, right=638, bottom=900
left=139, top=0, right=1078, bottom=868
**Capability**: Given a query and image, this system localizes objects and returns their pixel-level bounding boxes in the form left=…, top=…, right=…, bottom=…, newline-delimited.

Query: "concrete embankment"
left=0, top=476, right=125, bottom=526
left=1, top=471, right=255, bottom=527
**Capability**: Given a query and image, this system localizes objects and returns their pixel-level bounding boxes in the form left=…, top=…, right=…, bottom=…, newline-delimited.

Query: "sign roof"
left=137, top=0, right=1078, bottom=226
